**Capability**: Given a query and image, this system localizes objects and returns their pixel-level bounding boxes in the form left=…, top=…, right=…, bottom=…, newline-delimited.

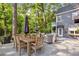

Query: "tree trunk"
left=12, top=3, right=17, bottom=37
left=41, top=4, right=46, bottom=27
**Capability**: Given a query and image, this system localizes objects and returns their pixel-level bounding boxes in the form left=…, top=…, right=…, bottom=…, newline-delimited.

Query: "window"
left=72, top=11, right=79, bottom=23
left=72, top=12, right=78, bottom=16
left=72, top=11, right=79, bottom=20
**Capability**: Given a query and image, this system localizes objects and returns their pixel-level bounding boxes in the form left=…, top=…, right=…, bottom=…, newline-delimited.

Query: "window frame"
left=72, top=11, right=79, bottom=21
left=72, top=11, right=79, bottom=24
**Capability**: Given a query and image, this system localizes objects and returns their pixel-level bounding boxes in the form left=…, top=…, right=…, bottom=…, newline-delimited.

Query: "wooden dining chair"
left=15, top=34, right=27, bottom=55
left=31, top=35, right=43, bottom=55
left=26, top=34, right=31, bottom=40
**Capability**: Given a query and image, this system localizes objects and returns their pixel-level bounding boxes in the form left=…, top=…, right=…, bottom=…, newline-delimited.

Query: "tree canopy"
left=0, top=3, right=62, bottom=36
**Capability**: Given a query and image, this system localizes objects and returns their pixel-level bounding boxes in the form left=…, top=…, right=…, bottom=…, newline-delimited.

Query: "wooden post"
left=56, top=16, right=58, bottom=34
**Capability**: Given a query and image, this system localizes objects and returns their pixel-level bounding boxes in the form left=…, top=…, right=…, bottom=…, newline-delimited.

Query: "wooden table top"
left=19, top=38, right=35, bottom=43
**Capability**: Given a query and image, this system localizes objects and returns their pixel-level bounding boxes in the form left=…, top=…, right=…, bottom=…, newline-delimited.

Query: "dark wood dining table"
left=19, top=37, right=35, bottom=56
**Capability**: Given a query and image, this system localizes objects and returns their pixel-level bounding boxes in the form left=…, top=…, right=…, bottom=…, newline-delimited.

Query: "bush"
left=52, top=26, right=56, bottom=32
left=0, top=36, right=4, bottom=44
left=0, top=34, right=12, bottom=44
left=0, top=28, right=4, bottom=36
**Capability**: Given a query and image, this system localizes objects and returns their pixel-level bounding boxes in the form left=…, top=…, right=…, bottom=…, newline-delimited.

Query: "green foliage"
left=0, top=3, right=12, bottom=35
left=0, top=36, right=4, bottom=43
left=0, top=3, right=62, bottom=35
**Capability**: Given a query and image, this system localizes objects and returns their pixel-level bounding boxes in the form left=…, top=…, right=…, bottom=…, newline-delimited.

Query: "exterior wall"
left=56, top=9, right=79, bottom=37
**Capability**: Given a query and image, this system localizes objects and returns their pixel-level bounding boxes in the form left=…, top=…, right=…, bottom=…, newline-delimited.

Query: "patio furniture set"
left=13, top=33, right=57, bottom=56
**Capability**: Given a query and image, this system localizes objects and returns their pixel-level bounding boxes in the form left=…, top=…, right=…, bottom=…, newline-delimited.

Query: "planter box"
left=45, top=33, right=53, bottom=44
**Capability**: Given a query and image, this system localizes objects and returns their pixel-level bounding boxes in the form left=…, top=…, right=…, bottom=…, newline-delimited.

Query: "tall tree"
left=12, top=3, right=17, bottom=37
left=13, top=3, right=62, bottom=33
left=41, top=3, right=46, bottom=27
left=0, top=3, right=12, bottom=36
left=1, top=4, right=7, bottom=37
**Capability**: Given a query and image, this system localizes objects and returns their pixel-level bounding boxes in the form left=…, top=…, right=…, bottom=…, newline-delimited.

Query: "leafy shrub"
left=0, top=36, right=4, bottom=44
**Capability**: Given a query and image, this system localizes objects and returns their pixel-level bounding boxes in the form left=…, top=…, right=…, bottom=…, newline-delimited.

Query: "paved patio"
left=0, top=38, right=79, bottom=56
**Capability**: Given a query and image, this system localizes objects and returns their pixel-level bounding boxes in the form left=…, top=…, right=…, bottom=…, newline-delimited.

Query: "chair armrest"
left=31, top=43, right=36, bottom=46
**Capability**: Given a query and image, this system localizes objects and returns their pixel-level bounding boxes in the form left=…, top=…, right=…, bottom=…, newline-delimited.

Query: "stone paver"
left=0, top=38, right=79, bottom=56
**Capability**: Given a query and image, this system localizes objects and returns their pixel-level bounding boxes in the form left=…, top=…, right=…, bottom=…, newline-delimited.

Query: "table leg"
left=18, top=41, right=21, bottom=56
left=27, top=42, right=31, bottom=56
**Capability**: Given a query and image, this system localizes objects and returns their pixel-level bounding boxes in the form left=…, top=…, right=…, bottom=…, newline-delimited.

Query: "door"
left=58, top=28, right=63, bottom=37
